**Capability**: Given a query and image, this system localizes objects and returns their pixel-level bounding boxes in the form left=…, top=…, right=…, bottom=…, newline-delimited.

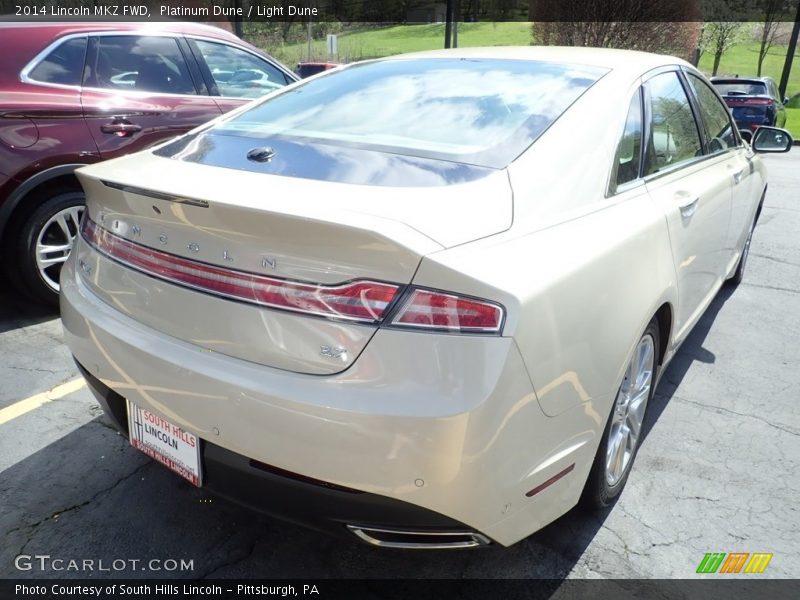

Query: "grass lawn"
left=266, top=26, right=799, bottom=94
left=697, top=42, right=800, bottom=98
left=269, top=22, right=532, bottom=67
left=264, top=25, right=800, bottom=128
left=785, top=108, right=800, bottom=139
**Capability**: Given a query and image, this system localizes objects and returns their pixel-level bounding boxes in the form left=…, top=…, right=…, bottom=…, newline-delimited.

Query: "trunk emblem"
left=187, top=243, right=200, bottom=253
left=247, top=147, right=276, bottom=163
left=320, top=346, right=347, bottom=359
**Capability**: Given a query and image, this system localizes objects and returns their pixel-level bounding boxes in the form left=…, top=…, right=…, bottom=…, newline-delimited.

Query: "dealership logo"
left=696, top=552, right=773, bottom=574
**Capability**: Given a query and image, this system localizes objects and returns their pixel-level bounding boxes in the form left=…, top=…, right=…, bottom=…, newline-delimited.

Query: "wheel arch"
left=0, top=164, right=86, bottom=244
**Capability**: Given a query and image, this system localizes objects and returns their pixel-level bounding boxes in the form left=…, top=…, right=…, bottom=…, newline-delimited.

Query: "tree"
left=700, top=22, right=747, bottom=76
left=756, top=0, right=790, bottom=76
left=529, top=0, right=701, bottom=61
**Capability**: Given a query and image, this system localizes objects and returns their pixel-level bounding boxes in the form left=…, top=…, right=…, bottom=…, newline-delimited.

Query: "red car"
left=0, top=22, right=297, bottom=304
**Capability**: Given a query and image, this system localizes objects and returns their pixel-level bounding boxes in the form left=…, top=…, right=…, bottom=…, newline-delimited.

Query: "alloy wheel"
left=35, top=205, right=84, bottom=293
left=605, top=334, right=655, bottom=486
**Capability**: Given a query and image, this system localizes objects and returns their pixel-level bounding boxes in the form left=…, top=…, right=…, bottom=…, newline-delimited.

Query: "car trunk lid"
left=74, top=149, right=511, bottom=374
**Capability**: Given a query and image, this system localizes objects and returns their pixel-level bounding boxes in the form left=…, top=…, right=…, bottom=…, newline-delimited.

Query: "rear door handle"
left=677, top=195, right=699, bottom=218
left=100, top=119, right=142, bottom=136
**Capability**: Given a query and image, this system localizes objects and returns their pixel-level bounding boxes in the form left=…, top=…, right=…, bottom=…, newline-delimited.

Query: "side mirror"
left=752, top=126, right=793, bottom=153
left=738, top=128, right=753, bottom=144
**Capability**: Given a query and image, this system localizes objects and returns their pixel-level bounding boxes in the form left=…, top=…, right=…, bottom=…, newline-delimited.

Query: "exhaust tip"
left=346, top=525, right=491, bottom=549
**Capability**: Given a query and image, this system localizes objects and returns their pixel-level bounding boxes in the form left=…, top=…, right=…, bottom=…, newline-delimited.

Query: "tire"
left=582, top=318, right=659, bottom=509
left=13, top=190, right=85, bottom=306
left=728, top=209, right=757, bottom=286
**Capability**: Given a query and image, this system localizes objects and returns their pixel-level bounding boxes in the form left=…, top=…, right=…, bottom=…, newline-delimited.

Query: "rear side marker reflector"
left=81, top=217, right=505, bottom=334
left=81, top=218, right=398, bottom=323
left=525, top=463, right=575, bottom=497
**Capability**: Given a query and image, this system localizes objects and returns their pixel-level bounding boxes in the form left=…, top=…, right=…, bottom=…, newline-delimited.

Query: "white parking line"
left=0, top=377, right=86, bottom=426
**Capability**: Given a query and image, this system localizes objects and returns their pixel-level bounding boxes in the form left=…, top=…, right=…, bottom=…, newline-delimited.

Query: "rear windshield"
left=214, top=58, right=607, bottom=168
left=713, top=81, right=768, bottom=96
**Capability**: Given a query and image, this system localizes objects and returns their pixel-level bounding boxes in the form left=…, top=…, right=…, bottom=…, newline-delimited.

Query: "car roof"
left=0, top=20, right=240, bottom=41
left=0, top=21, right=280, bottom=86
left=380, top=46, right=691, bottom=76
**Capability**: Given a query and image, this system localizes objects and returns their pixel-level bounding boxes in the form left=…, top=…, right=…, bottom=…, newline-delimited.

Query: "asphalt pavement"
left=1, top=152, right=798, bottom=580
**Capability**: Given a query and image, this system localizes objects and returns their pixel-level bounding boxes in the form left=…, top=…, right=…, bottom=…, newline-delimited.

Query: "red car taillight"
left=82, top=218, right=398, bottom=323
left=81, top=218, right=505, bottom=334
left=741, top=98, right=772, bottom=106
left=389, top=289, right=504, bottom=333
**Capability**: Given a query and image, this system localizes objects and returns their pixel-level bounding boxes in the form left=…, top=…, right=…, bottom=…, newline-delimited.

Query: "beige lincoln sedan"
left=61, top=47, right=792, bottom=548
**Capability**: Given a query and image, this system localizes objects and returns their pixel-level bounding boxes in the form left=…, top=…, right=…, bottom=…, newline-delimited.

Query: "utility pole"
left=453, top=0, right=459, bottom=48
left=233, top=0, right=243, bottom=39
left=444, top=0, right=454, bottom=48
left=778, top=1, right=800, bottom=100
left=307, top=19, right=312, bottom=61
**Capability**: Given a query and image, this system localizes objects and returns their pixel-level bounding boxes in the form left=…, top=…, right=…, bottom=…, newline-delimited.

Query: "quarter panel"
left=414, top=186, right=676, bottom=418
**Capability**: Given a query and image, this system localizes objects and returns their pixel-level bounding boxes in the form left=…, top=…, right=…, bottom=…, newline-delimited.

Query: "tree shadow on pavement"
left=0, top=288, right=58, bottom=333
left=640, top=283, right=736, bottom=445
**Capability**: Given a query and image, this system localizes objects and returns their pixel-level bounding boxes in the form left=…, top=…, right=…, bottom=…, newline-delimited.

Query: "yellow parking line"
left=0, top=377, right=87, bottom=426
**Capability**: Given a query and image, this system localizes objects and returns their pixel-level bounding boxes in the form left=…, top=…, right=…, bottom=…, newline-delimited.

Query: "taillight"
left=81, top=218, right=505, bottom=334
left=741, top=98, right=772, bottom=106
left=81, top=218, right=398, bottom=323
left=389, top=288, right=504, bottom=334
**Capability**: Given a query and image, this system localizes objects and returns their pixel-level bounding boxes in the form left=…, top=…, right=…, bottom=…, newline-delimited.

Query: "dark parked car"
left=296, top=61, right=339, bottom=78
left=0, top=22, right=297, bottom=304
left=711, top=76, right=788, bottom=131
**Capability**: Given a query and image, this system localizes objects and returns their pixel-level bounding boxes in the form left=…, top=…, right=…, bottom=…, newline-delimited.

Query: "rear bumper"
left=75, top=361, right=478, bottom=543
left=61, top=252, right=596, bottom=547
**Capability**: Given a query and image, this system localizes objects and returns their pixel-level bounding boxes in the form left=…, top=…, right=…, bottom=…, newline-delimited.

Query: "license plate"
left=127, top=400, right=202, bottom=486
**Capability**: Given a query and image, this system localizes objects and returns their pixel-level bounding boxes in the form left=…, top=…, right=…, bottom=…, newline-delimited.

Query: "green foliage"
left=785, top=108, right=800, bottom=138
left=263, top=22, right=532, bottom=66
left=697, top=42, right=799, bottom=97
left=529, top=0, right=701, bottom=60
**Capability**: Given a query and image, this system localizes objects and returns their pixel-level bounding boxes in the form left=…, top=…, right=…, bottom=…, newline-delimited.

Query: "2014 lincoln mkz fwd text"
left=61, top=47, right=792, bottom=548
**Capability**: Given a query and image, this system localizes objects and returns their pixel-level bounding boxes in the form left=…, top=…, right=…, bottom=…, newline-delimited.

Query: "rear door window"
left=84, top=36, right=197, bottom=95
left=686, top=73, right=738, bottom=153
left=610, top=89, right=644, bottom=192
left=28, top=36, right=87, bottom=86
left=644, top=72, right=703, bottom=175
left=192, top=40, right=291, bottom=99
